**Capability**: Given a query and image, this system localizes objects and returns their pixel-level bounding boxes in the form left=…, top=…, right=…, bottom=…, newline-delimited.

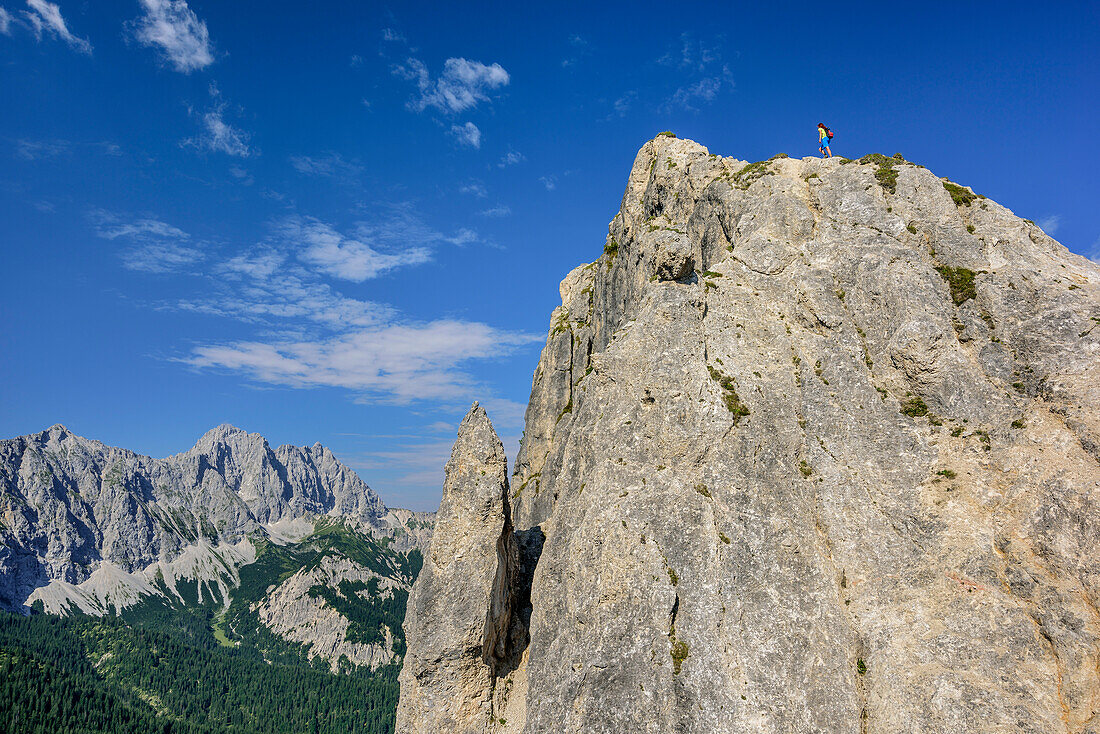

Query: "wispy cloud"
left=228, top=164, right=253, bottom=185
left=14, top=138, right=68, bottom=160
left=611, top=91, right=637, bottom=117
left=381, top=27, right=405, bottom=43
left=1037, top=215, right=1061, bottom=235
left=657, top=32, right=733, bottom=112
left=539, top=175, right=557, bottom=191
left=131, top=0, right=214, bottom=73
left=186, top=319, right=540, bottom=404
left=479, top=397, right=527, bottom=430
left=280, top=216, right=431, bottom=282
left=289, top=152, right=362, bottom=179
left=562, top=33, right=590, bottom=68
left=98, top=197, right=531, bottom=407
left=90, top=209, right=203, bottom=273
left=183, top=85, right=251, bottom=156
left=180, top=258, right=395, bottom=329
left=394, top=57, right=510, bottom=114
left=659, top=32, right=721, bottom=72
left=478, top=205, right=511, bottom=217
left=355, top=202, right=475, bottom=249
left=449, top=121, right=481, bottom=148
left=460, top=182, right=487, bottom=198
left=667, top=75, right=728, bottom=111
left=498, top=150, right=525, bottom=168
left=0, top=8, right=12, bottom=34
left=22, top=0, right=91, bottom=54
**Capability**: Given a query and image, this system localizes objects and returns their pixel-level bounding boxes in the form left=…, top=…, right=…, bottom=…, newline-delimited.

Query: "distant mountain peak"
left=0, top=423, right=434, bottom=613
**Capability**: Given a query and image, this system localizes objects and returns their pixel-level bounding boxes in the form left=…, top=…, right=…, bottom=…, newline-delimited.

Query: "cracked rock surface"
left=400, top=136, right=1100, bottom=733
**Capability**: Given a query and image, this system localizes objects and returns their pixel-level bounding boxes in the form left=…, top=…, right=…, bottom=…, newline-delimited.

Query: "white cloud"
left=186, top=319, right=541, bottom=404
left=202, top=109, right=250, bottom=155
left=181, top=258, right=395, bottom=330
left=22, top=0, right=91, bottom=54
left=667, top=75, right=728, bottom=111
left=449, top=121, right=481, bottom=148
left=444, top=228, right=478, bottom=246
left=478, top=205, right=510, bottom=218
left=1037, top=215, right=1061, bottom=235
left=94, top=215, right=189, bottom=242
left=460, top=182, right=487, bottom=198
left=131, top=0, right=213, bottom=73
left=90, top=209, right=203, bottom=273
left=381, top=27, right=404, bottom=43
left=94, top=200, right=532, bottom=407
left=184, top=96, right=251, bottom=157
left=0, top=8, right=12, bottom=34
left=498, top=150, right=525, bottom=168
left=279, top=216, right=431, bottom=282
left=122, top=241, right=204, bottom=272
left=395, top=57, right=510, bottom=114
left=539, top=175, right=557, bottom=191
left=289, top=153, right=362, bottom=179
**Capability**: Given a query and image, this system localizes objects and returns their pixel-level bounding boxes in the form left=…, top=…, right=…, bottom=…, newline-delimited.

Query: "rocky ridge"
left=0, top=423, right=432, bottom=668
left=398, top=136, right=1100, bottom=733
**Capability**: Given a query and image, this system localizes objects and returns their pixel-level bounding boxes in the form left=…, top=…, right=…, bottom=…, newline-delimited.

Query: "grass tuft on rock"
left=858, top=153, right=903, bottom=194
left=942, top=180, right=977, bottom=206
left=900, top=396, right=930, bottom=417
left=670, top=637, right=689, bottom=674
left=935, top=266, right=978, bottom=305
left=707, top=365, right=751, bottom=423
left=732, top=159, right=775, bottom=190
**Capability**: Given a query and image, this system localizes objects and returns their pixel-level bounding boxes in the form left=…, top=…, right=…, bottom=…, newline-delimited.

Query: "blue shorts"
left=819, top=138, right=830, bottom=149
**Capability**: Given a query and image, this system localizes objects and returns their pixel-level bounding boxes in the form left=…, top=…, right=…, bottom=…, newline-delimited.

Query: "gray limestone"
left=399, top=137, right=1100, bottom=733
left=397, top=402, right=519, bottom=733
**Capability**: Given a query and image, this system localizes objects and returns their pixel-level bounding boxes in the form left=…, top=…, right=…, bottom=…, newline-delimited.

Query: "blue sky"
left=2, top=1, right=1097, bottom=510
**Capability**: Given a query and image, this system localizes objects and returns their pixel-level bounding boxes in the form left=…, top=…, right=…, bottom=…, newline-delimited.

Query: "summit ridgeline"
left=397, top=135, right=1100, bottom=733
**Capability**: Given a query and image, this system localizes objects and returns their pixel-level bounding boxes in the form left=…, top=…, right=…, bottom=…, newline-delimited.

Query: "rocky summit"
left=397, top=136, right=1100, bottom=733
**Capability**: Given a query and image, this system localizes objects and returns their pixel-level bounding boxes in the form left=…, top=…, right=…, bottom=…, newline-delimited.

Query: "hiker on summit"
left=818, top=123, right=833, bottom=158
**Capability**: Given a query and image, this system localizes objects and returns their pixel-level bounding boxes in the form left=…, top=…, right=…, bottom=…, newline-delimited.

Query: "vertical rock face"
left=396, top=403, right=518, bottom=734
left=398, top=137, right=1100, bottom=733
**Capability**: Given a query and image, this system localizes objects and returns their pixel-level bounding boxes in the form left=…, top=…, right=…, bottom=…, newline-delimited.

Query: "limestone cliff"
left=399, top=136, right=1100, bottom=733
